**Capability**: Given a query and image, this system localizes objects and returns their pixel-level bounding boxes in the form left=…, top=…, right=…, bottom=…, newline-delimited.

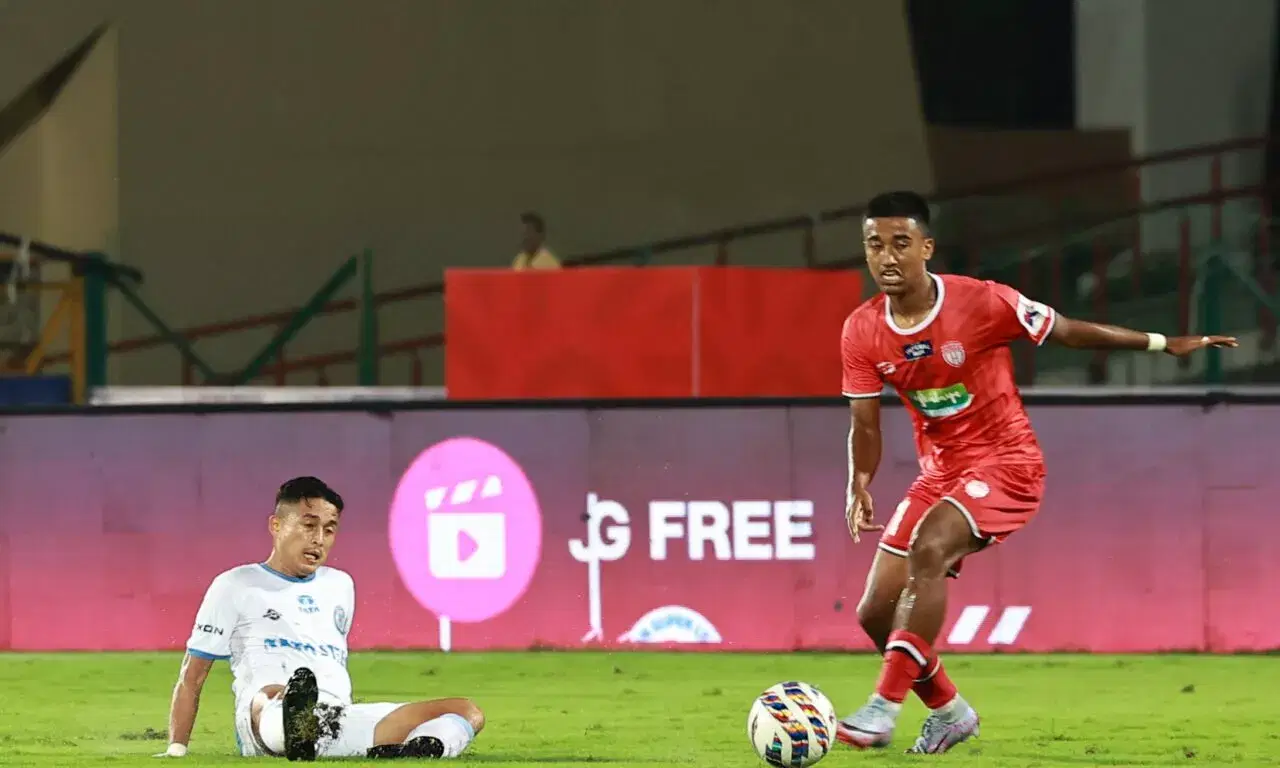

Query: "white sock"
left=934, top=695, right=968, bottom=722
left=406, top=713, right=475, bottom=758
left=871, top=694, right=903, bottom=716
left=257, top=699, right=286, bottom=755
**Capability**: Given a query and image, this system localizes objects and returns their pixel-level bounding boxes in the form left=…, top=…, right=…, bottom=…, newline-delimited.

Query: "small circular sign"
left=388, top=437, right=542, bottom=623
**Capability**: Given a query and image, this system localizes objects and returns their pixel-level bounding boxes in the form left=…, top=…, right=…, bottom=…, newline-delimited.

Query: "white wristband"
left=165, top=744, right=188, bottom=757
left=1146, top=333, right=1167, bottom=352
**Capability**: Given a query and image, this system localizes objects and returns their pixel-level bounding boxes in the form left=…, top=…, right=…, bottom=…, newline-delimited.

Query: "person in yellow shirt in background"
left=512, top=211, right=562, bottom=270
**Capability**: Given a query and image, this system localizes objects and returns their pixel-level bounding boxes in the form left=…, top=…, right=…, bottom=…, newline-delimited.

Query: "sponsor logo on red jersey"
left=903, top=340, right=934, bottom=361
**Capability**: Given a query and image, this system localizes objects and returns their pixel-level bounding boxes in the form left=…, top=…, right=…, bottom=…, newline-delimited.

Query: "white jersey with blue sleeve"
left=186, top=563, right=356, bottom=712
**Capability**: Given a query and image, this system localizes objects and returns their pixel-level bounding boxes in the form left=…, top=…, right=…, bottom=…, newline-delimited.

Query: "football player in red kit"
left=835, top=191, right=1237, bottom=754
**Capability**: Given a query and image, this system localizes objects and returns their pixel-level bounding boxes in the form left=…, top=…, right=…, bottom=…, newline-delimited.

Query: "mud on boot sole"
left=281, top=667, right=320, bottom=762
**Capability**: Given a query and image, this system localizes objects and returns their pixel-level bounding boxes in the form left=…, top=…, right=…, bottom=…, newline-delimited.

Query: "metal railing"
left=0, top=235, right=142, bottom=402
left=24, top=135, right=1280, bottom=387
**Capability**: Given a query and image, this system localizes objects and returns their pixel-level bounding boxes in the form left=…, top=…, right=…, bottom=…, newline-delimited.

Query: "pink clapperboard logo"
left=389, top=437, right=543, bottom=626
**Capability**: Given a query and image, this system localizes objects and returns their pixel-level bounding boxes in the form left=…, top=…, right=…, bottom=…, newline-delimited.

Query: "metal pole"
left=80, top=253, right=109, bottom=393
left=358, top=248, right=379, bottom=385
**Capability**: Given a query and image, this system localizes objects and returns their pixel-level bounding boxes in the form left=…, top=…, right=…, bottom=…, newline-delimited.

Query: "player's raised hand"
left=846, top=487, right=882, bottom=543
left=1165, top=335, right=1238, bottom=356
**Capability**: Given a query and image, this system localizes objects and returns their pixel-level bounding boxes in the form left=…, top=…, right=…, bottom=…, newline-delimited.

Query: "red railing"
left=84, top=135, right=1280, bottom=385
left=998, top=183, right=1277, bottom=384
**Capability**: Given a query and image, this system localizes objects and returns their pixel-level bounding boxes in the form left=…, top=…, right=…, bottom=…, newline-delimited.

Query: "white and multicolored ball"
left=747, top=681, right=839, bottom=767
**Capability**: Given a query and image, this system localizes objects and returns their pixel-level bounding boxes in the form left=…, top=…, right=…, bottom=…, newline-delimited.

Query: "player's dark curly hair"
left=275, top=476, right=344, bottom=513
left=864, top=191, right=932, bottom=234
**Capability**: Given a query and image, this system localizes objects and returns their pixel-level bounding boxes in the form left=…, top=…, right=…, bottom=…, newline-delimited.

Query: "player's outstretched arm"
left=1048, top=315, right=1238, bottom=356
left=846, top=397, right=885, bottom=543
left=163, top=570, right=236, bottom=757
left=158, top=652, right=215, bottom=757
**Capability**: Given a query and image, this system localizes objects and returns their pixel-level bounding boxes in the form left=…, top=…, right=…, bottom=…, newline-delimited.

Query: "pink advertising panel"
left=0, top=401, right=1273, bottom=653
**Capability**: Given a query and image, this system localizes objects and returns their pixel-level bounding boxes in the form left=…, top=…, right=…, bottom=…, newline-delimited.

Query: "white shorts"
left=234, top=696, right=403, bottom=758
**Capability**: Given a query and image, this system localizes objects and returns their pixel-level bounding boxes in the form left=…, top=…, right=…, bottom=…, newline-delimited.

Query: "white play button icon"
left=427, top=512, right=507, bottom=580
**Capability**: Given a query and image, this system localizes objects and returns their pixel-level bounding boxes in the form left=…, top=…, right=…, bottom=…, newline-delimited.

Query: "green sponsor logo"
left=906, top=382, right=973, bottom=418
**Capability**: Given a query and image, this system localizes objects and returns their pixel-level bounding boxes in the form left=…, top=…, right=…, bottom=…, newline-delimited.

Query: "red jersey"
left=840, top=273, right=1054, bottom=475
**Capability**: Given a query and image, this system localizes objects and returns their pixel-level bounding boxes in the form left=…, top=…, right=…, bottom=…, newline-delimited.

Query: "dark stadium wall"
left=1075, top=0, right=1278, bottom=204
left=923, top=126, right=1135, bottom=250
left=0, top=0, right=932, bottom=385
left=908, top=0, right=1076, bottom=130
left=0, top=23, right=123, bottom=378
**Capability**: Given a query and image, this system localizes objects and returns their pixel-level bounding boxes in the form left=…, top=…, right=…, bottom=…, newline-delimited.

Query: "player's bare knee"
left=249, top=685, right=284, bottom=734
left=456, top=698, right=485, bottom=733
left=906, top=534, right=951, bottom=579
left=907, top=502, right=977, bottom=579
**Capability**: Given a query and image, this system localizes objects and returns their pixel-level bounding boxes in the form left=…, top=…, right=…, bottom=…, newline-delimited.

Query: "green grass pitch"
left=0, top=652, right=1276, bottom=766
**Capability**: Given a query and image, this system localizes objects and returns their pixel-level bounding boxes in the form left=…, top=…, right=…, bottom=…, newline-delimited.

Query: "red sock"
left=875, top=630, right=931, bottom=704
left=913, top=656, right=958, bottom=709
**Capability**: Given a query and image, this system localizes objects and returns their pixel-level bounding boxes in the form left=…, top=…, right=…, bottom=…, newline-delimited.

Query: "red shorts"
left=878, top=462, right=1045, bottom=577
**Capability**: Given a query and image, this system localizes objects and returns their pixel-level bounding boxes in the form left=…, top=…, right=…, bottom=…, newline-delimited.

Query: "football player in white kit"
left=158, top=477, right=485, bottom=761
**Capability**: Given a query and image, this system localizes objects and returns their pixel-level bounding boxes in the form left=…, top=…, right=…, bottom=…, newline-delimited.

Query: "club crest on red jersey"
left=941, top=341, right=966, bottom=368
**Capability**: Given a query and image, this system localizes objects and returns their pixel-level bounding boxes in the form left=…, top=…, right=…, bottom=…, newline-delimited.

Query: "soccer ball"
left=747, top=681, right=839, bottom=767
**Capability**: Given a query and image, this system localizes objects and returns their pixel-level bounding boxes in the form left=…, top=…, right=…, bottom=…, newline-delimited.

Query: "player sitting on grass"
left=158, top=476, right=485, bottom=761
left=836, top=191, right=1236, bottom=754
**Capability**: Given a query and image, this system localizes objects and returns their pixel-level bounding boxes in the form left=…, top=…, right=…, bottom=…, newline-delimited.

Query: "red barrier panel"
left=445, top=268, right=695, bottom=399
left=444, top=267, right=864, bottom=398
left=0, top=403, right=1275, bottom=653
left=695, top=268, right=863, bottom=397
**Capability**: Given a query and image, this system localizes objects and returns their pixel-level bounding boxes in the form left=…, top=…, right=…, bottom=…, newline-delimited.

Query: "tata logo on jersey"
left=903, top=340, right=934, bottom=361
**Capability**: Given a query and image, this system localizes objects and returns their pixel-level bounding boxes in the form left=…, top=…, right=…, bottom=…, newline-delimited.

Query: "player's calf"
left=857, top=548, right=910, bottom=653
left=366, top=698, right=484, bottom=760
left=856, top=549, right=963, bottom=715
left=856, top=585, right=895, bottom=653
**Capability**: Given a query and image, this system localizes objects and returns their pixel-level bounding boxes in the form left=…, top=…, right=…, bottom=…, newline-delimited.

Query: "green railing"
left=41, top=248, right=380, bottom=389
left=32, top=209, right=1280, bottom=391
left=29, top=136, right=1280, bottom=390
left=968, top=191, right=1279, bottom=386
left=0, top=235, right=142, bottom=401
